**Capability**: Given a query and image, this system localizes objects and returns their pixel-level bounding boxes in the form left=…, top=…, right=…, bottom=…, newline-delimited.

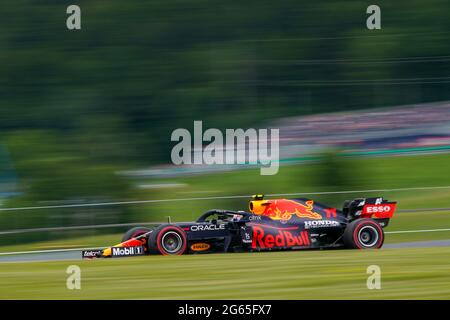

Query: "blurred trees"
left=0, top=131, right=132, bottom=242
left=1, top=1, right=449, bottom=163
left=308, top=150, right=372, bottom=207
left=0, top=0, right=449, bottom=234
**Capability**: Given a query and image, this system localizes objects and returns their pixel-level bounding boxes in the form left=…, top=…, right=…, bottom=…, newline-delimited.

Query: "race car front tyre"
left=122, top=227, right=152, bottom=242
left=343, top=219, right=384, bottom=249
left=148, top=225, right=187, bottom=255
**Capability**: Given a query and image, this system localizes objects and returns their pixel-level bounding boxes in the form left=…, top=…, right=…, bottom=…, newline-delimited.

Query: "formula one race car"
left=82, top=195, right=397, bottom=258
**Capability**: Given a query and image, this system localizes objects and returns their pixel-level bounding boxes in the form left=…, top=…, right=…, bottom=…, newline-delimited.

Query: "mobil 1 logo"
left=111, top=246, right=145, bottom=257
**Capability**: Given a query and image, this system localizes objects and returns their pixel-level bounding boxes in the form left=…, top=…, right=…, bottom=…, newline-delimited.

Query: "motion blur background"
left=1, top=0, right=450, bottom=249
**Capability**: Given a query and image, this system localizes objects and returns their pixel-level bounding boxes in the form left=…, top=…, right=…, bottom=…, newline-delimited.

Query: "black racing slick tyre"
left=148, top=225, right=187, bottom=255
left=343, top=219, right=384, bottom=249
left=122, top=227, right=152, bottom=242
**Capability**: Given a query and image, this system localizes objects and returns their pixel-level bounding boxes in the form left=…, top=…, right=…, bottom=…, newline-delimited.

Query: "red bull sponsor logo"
left=250, top=199, right=322, bottom=220
left=251, top=225, right=311, bottom=249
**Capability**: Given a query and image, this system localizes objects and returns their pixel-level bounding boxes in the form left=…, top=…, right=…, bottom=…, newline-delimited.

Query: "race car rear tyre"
left=343, top=219, right=384, bottom=249
left=148, top=225, right=187, bottom=255
left=122, top=227, right=151, bottom=242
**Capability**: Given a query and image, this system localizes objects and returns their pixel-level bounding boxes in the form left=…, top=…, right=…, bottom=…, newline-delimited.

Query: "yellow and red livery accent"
left=249, top=198, right=322, bottom=220
left=101, top=236, right=146, bottom=257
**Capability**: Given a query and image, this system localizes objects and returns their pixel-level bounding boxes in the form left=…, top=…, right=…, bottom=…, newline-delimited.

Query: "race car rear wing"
left=343, top=197, right=397, bottom=226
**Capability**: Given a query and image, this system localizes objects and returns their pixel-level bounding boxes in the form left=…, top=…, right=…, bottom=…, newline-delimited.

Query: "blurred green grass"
left=0, top=247, right=449, bottom=299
